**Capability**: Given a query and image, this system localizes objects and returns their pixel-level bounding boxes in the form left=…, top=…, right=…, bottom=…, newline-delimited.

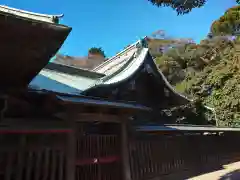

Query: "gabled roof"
left=32, top=39, right=190, bottom=105
left=30, top=38, right=217, bottom=123
left=31, top=40, right=145, bottom=93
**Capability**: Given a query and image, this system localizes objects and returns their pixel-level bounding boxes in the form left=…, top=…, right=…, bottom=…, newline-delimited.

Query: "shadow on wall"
left=219, top=170, right=240, bottom=180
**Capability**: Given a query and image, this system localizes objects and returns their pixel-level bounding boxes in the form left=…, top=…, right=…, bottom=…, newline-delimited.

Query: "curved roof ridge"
left=102, top=48, right=148, bottom=85
left=100, top=52, right=137, bottom=83
left=93, top=38, right=145, bottom=72
left=83, top=48, right=149, bottom=93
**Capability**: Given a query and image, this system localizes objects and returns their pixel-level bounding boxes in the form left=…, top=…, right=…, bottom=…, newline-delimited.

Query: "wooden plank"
left=26, top=152, right=33, bottom=180
left=4, top=152, right=13, bottom=180
left=16, top=135, right=26, bottom=180
left=42, top=149, right=50, bottom=180
left=121, top=119, right=132, bottom=180
left=59, top=98, right=151, bottom=113
left=58, top=151, right=64, bottom=180
left=66, top=114, right=75, bottom=180
left=66, top=132, right=75, bottom=180
left=50, top=151, right=57, bottom=180
left=34, top=151, right=42, bottom=180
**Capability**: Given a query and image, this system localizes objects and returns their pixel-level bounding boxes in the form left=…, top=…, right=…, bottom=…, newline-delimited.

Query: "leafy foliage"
left=211, top=6, right=240, bottom=35
left=154, top=33, right=240, bottom=127
left=160, top=100, right=215, bottom=125
left=88, top=47, right=106, bottom=58
left=151, top=6, right=240, bottom=126
left=148, top=0, right=206, bottom=15
left=131, top=100, right=215, bottom=126
left=148, top=0, right=240, bottom=15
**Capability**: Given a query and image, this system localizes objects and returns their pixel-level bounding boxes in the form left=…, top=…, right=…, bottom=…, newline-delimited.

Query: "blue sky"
left=2, top=0, right=237, bottom=57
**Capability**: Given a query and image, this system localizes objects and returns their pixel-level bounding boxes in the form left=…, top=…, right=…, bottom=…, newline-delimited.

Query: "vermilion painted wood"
left=75, top=155, right=120, bottom=166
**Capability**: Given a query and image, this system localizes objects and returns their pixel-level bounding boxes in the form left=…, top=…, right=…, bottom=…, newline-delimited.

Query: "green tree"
left=211, top=6, right=240, bottom=35
left=148, top=0, right=240, bottom=15
left=154, top=29, right=237, bottom=126
left=171, top=37, right=237, bottom=126
left=88, top=47, right=106, bottom=58
left=152, top=6, right=240, bottom=126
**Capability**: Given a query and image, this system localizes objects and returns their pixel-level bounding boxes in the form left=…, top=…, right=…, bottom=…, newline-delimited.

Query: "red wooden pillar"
left=121, top=119, right=132, bottom=180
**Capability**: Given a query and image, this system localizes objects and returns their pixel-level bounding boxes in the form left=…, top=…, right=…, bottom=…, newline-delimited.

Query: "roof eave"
left=0, top=5, right=63, bottom=23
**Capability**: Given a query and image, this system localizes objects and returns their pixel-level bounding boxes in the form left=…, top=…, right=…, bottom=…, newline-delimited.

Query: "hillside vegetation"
left=154, top=6, right=240, bottom=127
left=155, top=35, right=239, bottom=127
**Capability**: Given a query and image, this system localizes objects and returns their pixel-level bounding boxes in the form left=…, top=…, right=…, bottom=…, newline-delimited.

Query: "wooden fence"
left=75, top=135, right=121, bottom=180
left=1, top=123, right=240, bottom=180
left=129, top=131, right=240, bottom=180
left=0, top=132, right=69, bottom=180
left=75, top=122, right=121, bottom=180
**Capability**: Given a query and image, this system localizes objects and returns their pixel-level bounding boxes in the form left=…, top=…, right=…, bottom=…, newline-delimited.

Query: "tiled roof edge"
left=44, top=62, right=105, bottom=79
left=0, top=5, right=63, bottom=23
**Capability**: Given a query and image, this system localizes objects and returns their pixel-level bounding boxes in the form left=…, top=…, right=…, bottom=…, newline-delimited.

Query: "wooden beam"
left=0, top=117, right=71, bottom=134
left=55, top=112, right=121, bottom=123
left=0, top=129, right=72, bottom=134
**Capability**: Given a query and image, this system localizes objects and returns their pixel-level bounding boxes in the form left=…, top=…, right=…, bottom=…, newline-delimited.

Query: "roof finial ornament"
left=140, top=37, right=148, bottom=48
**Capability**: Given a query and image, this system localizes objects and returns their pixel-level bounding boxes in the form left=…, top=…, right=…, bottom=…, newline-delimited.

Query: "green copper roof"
left=32, top=40, right=144, bottom=93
